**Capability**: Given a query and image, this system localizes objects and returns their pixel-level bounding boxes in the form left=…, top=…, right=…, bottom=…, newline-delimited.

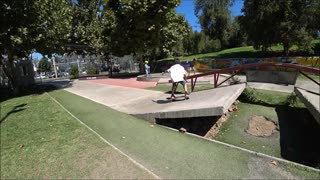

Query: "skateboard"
left=166, top=96, right=189, bottom=101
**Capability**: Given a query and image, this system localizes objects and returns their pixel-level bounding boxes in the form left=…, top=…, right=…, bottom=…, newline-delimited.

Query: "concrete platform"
left=132, top=84, right=245, bottom=122
left=64, top=80, right=245, bottom=123
left=294, top=86, right=320, bottom=125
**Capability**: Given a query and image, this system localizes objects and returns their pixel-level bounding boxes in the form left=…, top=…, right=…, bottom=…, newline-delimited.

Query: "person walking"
left=189, top=58, right=196, bottom=75
left=163, top=64, right=189, bottom=100
left=144, top=60, right=150, bottom=77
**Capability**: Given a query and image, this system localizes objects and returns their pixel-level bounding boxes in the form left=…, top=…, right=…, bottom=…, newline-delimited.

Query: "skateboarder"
left=162, top=64, right=189, bottom=100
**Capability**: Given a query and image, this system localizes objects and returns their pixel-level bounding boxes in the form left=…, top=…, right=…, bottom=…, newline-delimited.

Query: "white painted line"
left=46, top=93, right=161, bottom=179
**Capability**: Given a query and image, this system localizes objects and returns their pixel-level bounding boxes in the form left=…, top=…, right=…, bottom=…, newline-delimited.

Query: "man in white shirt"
left=163, top=64, right=189, bottom=100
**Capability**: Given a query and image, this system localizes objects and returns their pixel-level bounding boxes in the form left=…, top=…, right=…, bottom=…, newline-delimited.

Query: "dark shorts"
left=173, top=81, right=186, bottom=86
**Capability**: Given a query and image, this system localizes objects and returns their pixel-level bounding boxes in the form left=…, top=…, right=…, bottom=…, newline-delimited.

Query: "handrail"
left=168, top=62, right=320, bottom=91
left=187, top=62, right=320, bottom=80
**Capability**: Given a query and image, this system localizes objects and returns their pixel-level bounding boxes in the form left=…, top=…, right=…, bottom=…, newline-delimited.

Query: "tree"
left=0, top=0, right=39, bottom=92
left=195, top=0, right=234, bottom=48
left=69, top=0, right=114, bottom=56
left=0, top=0, right=72, bottom=92
left=241, top=0, right=320, bottom=55
left=106, top=0, right=184, bottom=56
left=159, top=12, right=191, bottom=57
left=38, top=57, right=51, bottom=72
left=228, top=16, right=248, bottom=48
left=35, top=0, right=73, bottom=57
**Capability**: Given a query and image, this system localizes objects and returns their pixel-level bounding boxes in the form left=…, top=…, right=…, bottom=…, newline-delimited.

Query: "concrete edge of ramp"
left=132, top=84, right=246, bottom=122
left=133, top=107, right=224, bottom=122
left=294, top=87, right=320, bottom=124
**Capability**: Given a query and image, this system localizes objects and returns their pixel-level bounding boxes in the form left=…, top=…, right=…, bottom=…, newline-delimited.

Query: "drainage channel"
left=156, top=116, right=221, bottom=137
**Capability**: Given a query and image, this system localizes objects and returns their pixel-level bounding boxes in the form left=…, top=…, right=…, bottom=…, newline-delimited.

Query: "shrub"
left=87, top=67, right=99, bottom=75
left=69, top=65, right=79, bottom=79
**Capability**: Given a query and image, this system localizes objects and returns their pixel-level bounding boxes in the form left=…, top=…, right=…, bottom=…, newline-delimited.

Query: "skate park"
left=66, top=62, right=320, bottom=125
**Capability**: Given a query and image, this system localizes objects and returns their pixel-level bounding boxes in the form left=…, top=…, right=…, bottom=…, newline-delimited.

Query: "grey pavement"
left=64, top=80, right=245, bottom=122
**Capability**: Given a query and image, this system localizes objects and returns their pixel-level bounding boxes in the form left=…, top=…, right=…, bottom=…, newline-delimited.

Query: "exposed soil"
left=246, top=115, right=278, bottom=137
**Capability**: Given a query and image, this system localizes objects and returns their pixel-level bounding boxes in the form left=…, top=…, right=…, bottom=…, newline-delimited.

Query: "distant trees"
left=195, top=0, right=234, bottom=49
left=190, top=0, right=319, bottom=56
left=240, top=0, right=320, bottom=55
left=38, top=57, right=51, bottom=73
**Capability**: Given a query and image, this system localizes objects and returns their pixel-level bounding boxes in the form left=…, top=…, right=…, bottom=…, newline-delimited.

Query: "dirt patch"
left=246, top=115, right=278, bottom=137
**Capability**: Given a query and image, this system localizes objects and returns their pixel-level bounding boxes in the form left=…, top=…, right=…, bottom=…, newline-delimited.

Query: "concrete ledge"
left=136, top=74, right=163, bottom=82
left=294, top=87, right=320, bottom=124
left=130, top=84, right=246, bottom=122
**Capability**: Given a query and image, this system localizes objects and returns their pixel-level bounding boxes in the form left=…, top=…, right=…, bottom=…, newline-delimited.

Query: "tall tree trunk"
left=283, top=39, right=290, bottom=56
left=7, top=49, right=20, bottom=95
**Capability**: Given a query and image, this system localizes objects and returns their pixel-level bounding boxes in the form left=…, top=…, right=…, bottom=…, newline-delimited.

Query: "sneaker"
left=185, top=93, right=189, bottom=99
left=171, top=95, right=176, bottom=100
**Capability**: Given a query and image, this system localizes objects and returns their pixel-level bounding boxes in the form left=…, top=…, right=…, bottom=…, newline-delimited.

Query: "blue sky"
left=33, top=0, right=244, bottom=60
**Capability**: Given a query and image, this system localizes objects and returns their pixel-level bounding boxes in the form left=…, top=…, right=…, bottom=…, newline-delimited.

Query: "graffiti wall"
left=195, top=57, right=320, bottom=72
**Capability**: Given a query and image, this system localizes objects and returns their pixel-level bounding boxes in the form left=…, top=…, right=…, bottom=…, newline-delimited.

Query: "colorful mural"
left=195, top=57, right=320, bottom=72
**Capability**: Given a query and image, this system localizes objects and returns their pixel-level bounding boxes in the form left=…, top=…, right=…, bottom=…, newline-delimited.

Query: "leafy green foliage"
left=241, top=0, right=320, bottom=55
left=35, top=0, right=73, bottom=56
left=69, top=65, right=79, bottom=79
left=69, top=0, right=113, bottom=55
left=195, top=0, right=234, bottom=48
left=86, top=66, right=99, bottom=75
left=106, top=0, right=186, bottom=56
left=38, top=57, right=51, bottom=72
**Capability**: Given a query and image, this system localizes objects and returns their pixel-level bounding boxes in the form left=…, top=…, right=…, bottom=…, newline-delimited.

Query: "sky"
left=33, top=0, right=244, bottom=60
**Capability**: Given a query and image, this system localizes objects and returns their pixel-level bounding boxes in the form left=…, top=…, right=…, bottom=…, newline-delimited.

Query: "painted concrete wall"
left=246, top=70, right=298, bottom=85
left=195, top=57, right=320, bottom=72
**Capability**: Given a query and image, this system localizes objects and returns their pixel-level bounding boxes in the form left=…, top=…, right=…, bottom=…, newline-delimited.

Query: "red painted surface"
left=86, top=77, right=157, bottom=89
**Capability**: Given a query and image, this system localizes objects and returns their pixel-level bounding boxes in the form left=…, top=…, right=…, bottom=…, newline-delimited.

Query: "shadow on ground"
left=0, top=103, right=27, bottom=124
left=156, top=116, right=220, bottom=136
left=0, top=80, right=73, bottom=103
left=276, top=106, right=320, bottom=168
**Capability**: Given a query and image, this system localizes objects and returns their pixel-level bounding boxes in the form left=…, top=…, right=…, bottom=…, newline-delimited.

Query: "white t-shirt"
left=167, top=64, right=187, bottom=82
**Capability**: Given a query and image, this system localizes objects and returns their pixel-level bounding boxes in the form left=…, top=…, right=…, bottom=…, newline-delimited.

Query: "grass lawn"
left=297, top=73, right=320, bottom=81
left=0, top=91, right=155, bottom=179
left=214, top=88, right=320, bottom=168
left=160, top=40, right=320, bottom=61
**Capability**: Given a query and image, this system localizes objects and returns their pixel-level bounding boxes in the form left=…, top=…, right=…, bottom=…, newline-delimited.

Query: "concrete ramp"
left=294, top=86, right=320, bottom=124
left=131, top=84, right=245, bottom=122
left=64, top=80, right=245, bottom=123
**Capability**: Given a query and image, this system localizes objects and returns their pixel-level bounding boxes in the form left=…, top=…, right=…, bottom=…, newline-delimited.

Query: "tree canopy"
left=106, top=0, right=187, bottom=56
left=38, top=57, right=51, bottom=72
left=241, top=0, right=320, bottom=55
left=195, top=0, right=234, bottom=48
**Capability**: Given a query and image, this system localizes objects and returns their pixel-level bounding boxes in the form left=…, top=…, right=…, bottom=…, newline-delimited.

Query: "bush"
left=69, top=65, right=79, bottom=79
left=87, top=67, right=99, bottom=75
left=312, top=43, right=320, bottom=56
